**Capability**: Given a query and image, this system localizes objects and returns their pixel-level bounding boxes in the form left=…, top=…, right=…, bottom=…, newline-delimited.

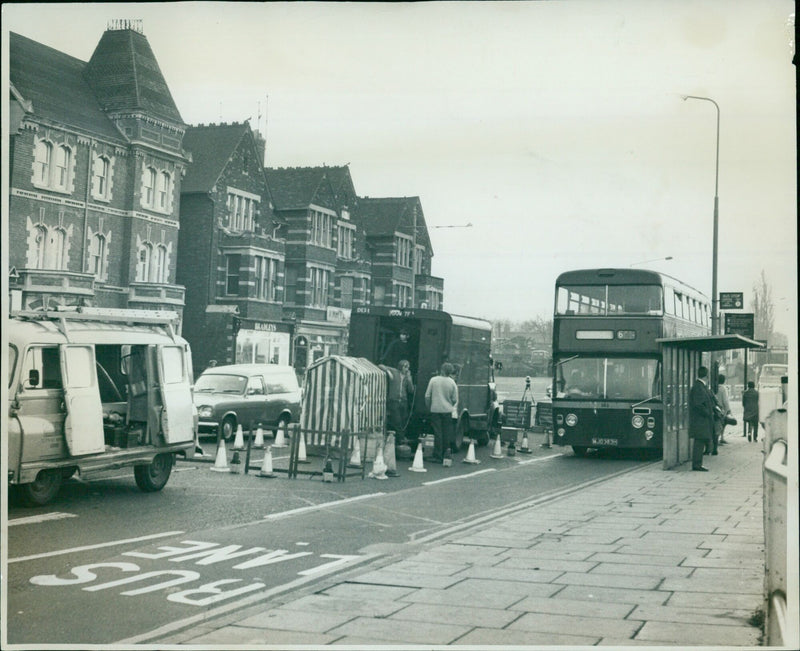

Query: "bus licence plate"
left=592, top=438, right=618, bottom=446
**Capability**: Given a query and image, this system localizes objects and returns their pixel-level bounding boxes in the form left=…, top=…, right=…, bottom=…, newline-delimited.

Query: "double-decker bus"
left=551, top=268, right=710, bottom=455
left=348, top=306, right=500, bottom=447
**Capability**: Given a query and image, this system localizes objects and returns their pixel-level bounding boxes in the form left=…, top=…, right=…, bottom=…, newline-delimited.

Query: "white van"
left=7, top=307, right=198, bottom=506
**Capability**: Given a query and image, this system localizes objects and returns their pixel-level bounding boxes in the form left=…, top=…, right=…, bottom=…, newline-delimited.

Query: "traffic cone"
left=229, top=450, right=242, bottom=473
left=297, top=430, right=309, bottom=464
left=232, top=424, right=245, bottom=450
left=348, top=435, right=363, bottom=468
left=273, top=424, right=288, bottom=448
left=385, top=432, right=398, bottom=477
left=442, top=449, right=453, bottom=467
left=369, top=442, right=388, bottom=479
left=258, top=446, right=276, bottom=478
left=519, top=433, right=533, bottom=454
left=540, top=428, right=552, bottom=448
left=490, top=432, right=504, bottom=459
left=408, top=442, right=427, bottom=472
left=253, top=424, right=265, bottom=449
left=463, top=439, right=480, bottom=464
left=210, top=439, right=230, bottom=472
left=507, top=439, right=516, bottom=457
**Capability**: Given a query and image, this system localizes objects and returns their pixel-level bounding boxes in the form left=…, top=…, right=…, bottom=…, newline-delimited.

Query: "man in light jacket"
left=425, top=362, right=459, bottom=464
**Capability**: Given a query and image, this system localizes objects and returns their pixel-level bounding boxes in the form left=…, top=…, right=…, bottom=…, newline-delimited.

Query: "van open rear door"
left=157, top=345, right=194, bottom=444
left=59, top=344, right=106, bottom=455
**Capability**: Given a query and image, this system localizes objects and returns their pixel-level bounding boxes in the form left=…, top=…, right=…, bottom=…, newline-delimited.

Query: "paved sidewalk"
left=165, top=433, right=766, bottom=647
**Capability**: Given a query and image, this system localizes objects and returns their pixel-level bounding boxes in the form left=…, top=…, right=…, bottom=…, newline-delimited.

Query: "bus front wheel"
left=572, top=445, right=589, bottom=457
left=19, top=469, right=63, bottom=507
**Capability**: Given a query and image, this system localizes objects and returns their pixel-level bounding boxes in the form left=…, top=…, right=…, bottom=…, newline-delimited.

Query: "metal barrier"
left=762, top=407, right=790, bottom=647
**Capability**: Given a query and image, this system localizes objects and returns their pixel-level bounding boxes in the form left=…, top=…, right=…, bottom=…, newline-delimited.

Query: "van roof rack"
left=11, top=306, right=180, bottom=341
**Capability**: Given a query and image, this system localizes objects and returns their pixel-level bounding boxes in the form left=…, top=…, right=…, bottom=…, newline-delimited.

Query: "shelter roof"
left=656, top=334, right=765, bottom=352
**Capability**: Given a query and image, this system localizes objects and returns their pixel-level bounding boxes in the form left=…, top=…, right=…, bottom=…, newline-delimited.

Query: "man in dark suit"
left=689, top=365, right=715, bottom=471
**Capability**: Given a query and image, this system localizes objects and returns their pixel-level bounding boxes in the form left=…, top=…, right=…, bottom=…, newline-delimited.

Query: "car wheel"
left=572, top=445, right=589, bottom=457
left=134, top=453, right=174, bottom=492
left=19, top=468, right=63, bottom=507
left=221, top=416, right=236, bottom=442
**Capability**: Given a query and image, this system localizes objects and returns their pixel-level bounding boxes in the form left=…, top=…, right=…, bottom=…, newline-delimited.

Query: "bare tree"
left=751, top=270, right=775, bottom=341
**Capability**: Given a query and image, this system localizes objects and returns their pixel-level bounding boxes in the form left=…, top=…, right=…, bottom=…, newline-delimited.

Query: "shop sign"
left=326, top=307, right=351, bottom=323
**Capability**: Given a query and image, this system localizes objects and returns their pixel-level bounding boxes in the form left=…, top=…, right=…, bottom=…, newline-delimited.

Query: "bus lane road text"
left=27, top=539, right=362, bottom=607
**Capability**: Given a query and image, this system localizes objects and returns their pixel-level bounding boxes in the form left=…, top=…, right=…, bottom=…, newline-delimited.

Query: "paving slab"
left=589, top=561, right=693, bottom=578
left=348, top=568, right=465, bottom=589
left=235, top=607, right=354, bottom=633
left=590, top=550, right=690, bottom=566
left=388, top=601, right=521, bottom=628
left=630, top=604, right=757, bottom=627
left=277, top=593, right=407, bottom=618
left=184, top=625, right=338, bottom=645
left=635, top=620, right=762, bottom=646
left=326, top=616, right=468, bottom=645
left=401, top=580, right=560, bottom=608
left=554, top=570, right=663, bottom=589
left=660, top=576, right=762, bottom=594
left=453, top=627, right=601, bottom=646
left=510, top=594, right=635, bottom=618
left=507, top=611, right=644, bottom=639
left=554, top=584, right=672, bottom=605
left=452, top=564, right=564, bottom=583
left=496, top=555, right=599, bottom=573
left=666, top=590, right=764, bottom=611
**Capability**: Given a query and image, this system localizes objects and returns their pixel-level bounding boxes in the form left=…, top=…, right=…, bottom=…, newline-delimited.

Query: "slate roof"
left=84, top=27, right=183, bottom=124
left=181, top=123, right=251, bottom=193
left=265, top=166, right=334, bottom=211
left=9, top=32, right=123, bottom=142
left=355, top=196, right=432, bottom=250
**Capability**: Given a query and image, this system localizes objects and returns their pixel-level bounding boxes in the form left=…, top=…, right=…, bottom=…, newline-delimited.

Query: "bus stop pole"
left=743, top=348, right=748, bottom=437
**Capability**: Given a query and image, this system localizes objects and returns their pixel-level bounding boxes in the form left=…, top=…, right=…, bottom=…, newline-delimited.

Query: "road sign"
left=724, top=312, right=754, bottom=338
left=719, top=292, right=744, bottom=310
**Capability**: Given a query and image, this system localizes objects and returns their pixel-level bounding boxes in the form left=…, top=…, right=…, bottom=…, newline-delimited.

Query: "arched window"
left=55, top=145, right=72, bottom=190
left=137, top=243, right=152, bottom=282
left=47, top=228, right=67, bottom=270
left=93, top=156, right=110, bottom=199
left=157, top=171, right=171, bottom=211
left=34, top=140, right=52, bottom=185
left=143, top=167, right=156, bottom=207
left=154, top=244, right=168, bottom=283
left=33, top=225, right=48, bottom=269
left=90, top=233, right=106, bottom=277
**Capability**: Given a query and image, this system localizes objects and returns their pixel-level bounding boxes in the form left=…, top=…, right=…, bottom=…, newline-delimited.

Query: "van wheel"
left=221, top=416, right=237, bottom=442
left=134, top=453, right=174, bottom=492
left=20, top=469, right=63, bottom=507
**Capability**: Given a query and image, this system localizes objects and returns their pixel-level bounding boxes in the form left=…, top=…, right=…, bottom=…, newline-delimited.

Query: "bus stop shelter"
left=657, top=334, right=765, bottom=469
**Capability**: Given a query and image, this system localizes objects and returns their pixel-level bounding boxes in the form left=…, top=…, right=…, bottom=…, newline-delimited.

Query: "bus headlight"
left=647, top=417, right=656, bottom=429
left=565, top=413, right=578, bottom=427
left=556, top=414, right=564, bottom=425
left=198, top=406, right=214, bottom=419
left=631, top=414, right=645, bottom=429
left=557, top=428, right=565, bottom=438
left=645, top=430, right=654, bottom=440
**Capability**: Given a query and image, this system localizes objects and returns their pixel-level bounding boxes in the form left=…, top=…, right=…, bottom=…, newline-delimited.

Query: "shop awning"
left=656, top=334, right=765, bottom=352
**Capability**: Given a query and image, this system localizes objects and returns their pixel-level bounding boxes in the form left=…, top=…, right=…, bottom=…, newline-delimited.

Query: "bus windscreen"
left=556, top=356, right=661, bottom=401
left=556, top=284, right=663, bottom=316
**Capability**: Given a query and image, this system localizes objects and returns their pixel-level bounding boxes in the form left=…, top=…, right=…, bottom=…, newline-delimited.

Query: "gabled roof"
left=84, top=27, right=183, bottom=125
left=265, top=166, right=336, bottom=212
left=181, top=122, right=251, bottom=193
left=354, top=196, right=432, bottom=250
left=9, top=32, right=123, bottom=141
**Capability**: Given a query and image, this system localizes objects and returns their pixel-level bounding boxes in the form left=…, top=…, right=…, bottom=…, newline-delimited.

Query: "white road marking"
left=422, top=468, right=496, bottom=485
left=515, top=452, right=564, bottom=465
left=8, top=512, right=77, bottom=526
left=263, top=493, right=386, bottom=521
left=8, top=530, right=185, bottom=564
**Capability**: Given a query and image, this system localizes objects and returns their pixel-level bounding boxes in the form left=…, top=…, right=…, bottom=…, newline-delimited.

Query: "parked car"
left=193, top=364, right=301, bottom=440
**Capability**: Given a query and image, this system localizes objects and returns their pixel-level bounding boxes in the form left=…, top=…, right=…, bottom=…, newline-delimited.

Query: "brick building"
left=178, top=122, right=290, bottom=372
left=8, top=24, right=189, bottom=317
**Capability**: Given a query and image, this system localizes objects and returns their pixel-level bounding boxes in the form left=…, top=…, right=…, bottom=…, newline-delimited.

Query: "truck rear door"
left=156, top=345, right=194, bottom=444
left=59, top=344, right=105, bottom=456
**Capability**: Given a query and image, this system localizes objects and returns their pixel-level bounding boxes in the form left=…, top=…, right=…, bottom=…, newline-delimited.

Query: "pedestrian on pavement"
left=689, top=365, right=715, bottom=471
left=742, top=380, right=760, bottom=442
left=394, top=359, right=415, bottom=444
left=715, top=374, right=732, bottom=447
left=425, top=362, right=459, bottom=464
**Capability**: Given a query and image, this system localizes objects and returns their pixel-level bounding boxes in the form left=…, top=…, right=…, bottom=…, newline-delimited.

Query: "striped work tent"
left=300, top=356, right=387, bottom=437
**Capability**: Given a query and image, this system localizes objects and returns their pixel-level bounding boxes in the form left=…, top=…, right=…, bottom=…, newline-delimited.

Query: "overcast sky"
left=4, top=1, right=796, bottom=337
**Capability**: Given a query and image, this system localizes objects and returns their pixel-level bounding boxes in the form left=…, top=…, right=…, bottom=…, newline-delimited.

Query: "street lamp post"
left=683, top=94, right=720, bottom=336
left=629, top=256, right=673, bottom=267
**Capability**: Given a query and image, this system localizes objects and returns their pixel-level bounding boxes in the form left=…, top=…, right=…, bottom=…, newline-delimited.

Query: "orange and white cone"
left=490, top=432, right=504, bottom=459
left=229, top=450, right=242, bottom=473
left=408, top=442, right=427, bottom=473
left=273, top=424, right=288, bottom=448
left=519, top=433, right=533, bottom=454
left=463, top=439, right=480, bottom=464
left=348, top=435, right=362, bottom=468
left=232, top=424, right=245, bottom=450
left=258, top=446, right=276, bottom=478
left=210, top=439, right=230, bottom=472
left=369, top=442, right=388, bottom=480
left=297, top=430, right=309, bottom=464
left=385, top=432, right=398, bottom=477
left=253, top=425, right=265, bottom=449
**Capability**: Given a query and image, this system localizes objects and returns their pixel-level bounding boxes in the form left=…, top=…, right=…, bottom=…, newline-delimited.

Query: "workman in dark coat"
left=688, top=365, right=715, bottom=471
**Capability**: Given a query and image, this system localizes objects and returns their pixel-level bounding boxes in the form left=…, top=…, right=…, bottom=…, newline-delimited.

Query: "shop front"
left=234, top=318, right=293, bottom=366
